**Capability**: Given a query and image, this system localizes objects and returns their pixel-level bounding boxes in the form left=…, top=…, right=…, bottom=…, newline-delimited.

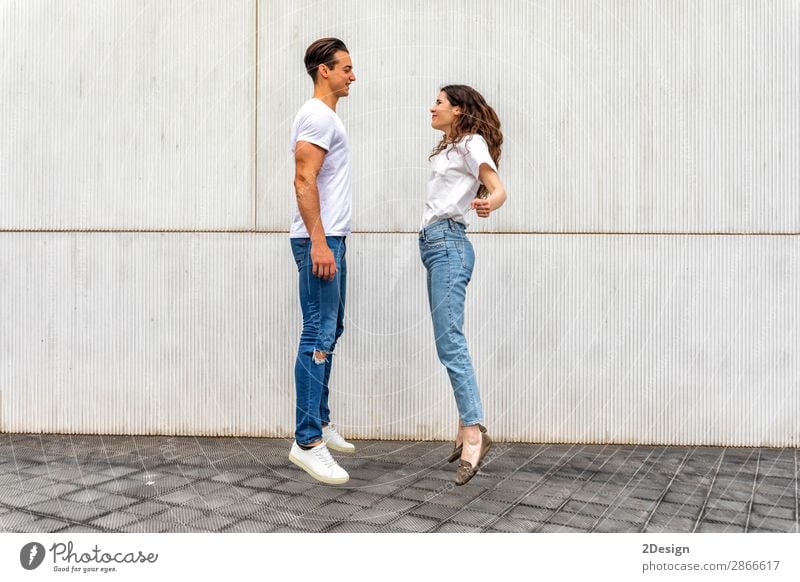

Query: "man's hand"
left=311, top=241, right=337, bottom=281
left=471, top=198, right=492, bottom=218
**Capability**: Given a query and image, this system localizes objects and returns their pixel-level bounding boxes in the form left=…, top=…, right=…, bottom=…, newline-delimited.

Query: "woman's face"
left=430, top=91, right=461, bottom=135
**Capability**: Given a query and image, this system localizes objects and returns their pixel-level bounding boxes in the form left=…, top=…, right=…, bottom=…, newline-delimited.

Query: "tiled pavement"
left=0, top=434, right=797, bottom=534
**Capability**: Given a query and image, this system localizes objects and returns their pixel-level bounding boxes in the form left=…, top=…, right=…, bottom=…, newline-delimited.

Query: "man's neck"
left=313, top=87, right=339, bottom=112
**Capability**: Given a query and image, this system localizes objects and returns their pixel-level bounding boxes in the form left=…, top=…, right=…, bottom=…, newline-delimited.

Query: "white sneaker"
left=288, top=442, right=349, bottom=485
left=322, top=423, right=356, bottom=453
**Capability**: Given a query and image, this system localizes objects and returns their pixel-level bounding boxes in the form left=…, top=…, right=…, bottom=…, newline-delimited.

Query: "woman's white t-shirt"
left=420, top=134, right=497, bottom=230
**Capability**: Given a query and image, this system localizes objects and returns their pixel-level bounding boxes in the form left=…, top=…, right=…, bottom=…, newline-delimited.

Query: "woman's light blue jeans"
left=418, top=219, right=483, bottom=426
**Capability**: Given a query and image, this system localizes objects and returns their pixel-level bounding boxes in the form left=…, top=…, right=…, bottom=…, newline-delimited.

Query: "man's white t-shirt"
left=290, top=98, right=352, bottom=238
left=420, top=134, right=497, bottom=230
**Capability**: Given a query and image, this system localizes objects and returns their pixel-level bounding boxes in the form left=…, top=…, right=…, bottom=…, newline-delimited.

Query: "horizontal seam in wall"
left=0, top=230, right=799, bottom=236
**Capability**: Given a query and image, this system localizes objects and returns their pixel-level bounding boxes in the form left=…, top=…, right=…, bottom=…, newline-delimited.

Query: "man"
left=287, top=38, right=356, bottom=484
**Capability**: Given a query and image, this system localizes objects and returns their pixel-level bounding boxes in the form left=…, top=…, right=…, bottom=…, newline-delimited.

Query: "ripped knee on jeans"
left=312, top=350, right=328, bottom=365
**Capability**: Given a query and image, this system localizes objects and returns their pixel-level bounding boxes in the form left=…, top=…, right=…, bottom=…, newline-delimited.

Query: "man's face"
left=321, top=50, right=355, bottom=97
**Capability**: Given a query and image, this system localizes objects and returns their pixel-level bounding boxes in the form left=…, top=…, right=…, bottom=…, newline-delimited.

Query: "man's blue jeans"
left=418, top=219, right=483, bottom=426
left=290, top=236, right=347, bottom=446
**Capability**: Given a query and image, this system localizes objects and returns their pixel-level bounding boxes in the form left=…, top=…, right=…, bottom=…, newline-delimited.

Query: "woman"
left=419, top=85, right=507, bottom=485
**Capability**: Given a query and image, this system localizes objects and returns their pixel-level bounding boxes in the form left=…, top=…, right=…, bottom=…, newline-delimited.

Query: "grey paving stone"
left=697, top=521, right=744, bottom=533
left=461, top=499, right=512, bottom=515
left=359, top=483, right=405, bottom=496
left=90, top=477, right=140, bottom=494
left=171, top=467, right=218, bottom=479
left=178, top=480, right=228, bottom=496
left=601, top=506, right=650, bottom=523
left=0, top=511, right=39, bottom=529
left=350, top=507, right=400, bottom=525
left=188, top=514, right=238, bottom=532
left=68, top=473, right=117, bottom=487
left=448, top=510, right=497, bottom=528
left=435, top=523, right=481, bottom=533
left=547, top=511, right=597, bottom=529
left=154, top=489, right=202, bottom=505
left=98, top=466, right=141, bottom=478
left=210, top=471, right=252, bottom=484
left=562, top=500, right=609, bottom=518
left=124, top=501, right=172, bottom=517
left=423, top=490, right=476, bottom=509
left=89, top=512, right=142, bottom=530
left=372, top=498, right=417, bottom=513
left=539, top=522, right=584, bottom=533
left=223, top=520, right=278, bottom=533
left=56, top=526, right=105, bottom=533
left=392, top=515, right=439, bottom=532
left=15, top=476, right=62, bottom=491
left=410, top=478, right=451, bottom=492
left=271, top=480, right=318, bottom=494
left=240, top=476, right=282, bottom=490
left=308, top=502, right=360, bottom=520
left=34, top=482, right=83, bottom=498
left=509, top=504, right=551, bottom=521
left=327, top=522, right=384, bottom=533
left=747, top=515, right=796, bottom=532
left=0, top=473, right=32, bottom=486
left=749, top=505, right=795, bottom=521
left=706, top=498, right=749, bottom=512
left=644, top=516, right=697, bottom=532
left=289, top=516, right=333, bottom=532
left=492, top=517, right=544, bottom=533
left=516, top=493, right=564, bottom=510
left=106, top=483, right=164, bottom=499
left=393, top=488, right=432, bottom=503
left=1, top=490, right=52, bottom=508
left=214, top=502, right=263, bottom=519
left=629, top=488, right=665, bottom=501
left=247, top=491, right=292, bottom=506
left=180, top=494, right=236, bottom=511
left=482, top=489, right=524, bottom=504
left=62, top=489, right=114, bottom=504
left=593, top=518, right=639, bottom=533
left=650, top=501, right=699, bottom=520
left=715, top=488, right=756, bottom=502
left=302, top=486, right=350, bottom=501
left=752, top=493, right=794, bottom=507
left=336, top=491, right=384, bottom=507
left=156, top=506, right=209, bottom=525
left=120, top=519, right=174, bottom=533
left=26, top=499, right=108, bottom=521
left=275, top=496, right=328, bottom=512
left=164, top=524, right=208, bottom=533
left=701, top=508, right=748, bottom=525
left=409, top=502, right=456, bottom=521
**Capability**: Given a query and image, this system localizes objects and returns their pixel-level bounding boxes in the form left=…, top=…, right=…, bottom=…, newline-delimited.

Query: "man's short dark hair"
left=304, top=38, right=349, bottom=83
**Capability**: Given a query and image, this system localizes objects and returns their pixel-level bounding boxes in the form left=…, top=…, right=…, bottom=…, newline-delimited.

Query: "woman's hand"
left=471, top=198, right=492, bottom=218
left=474, top=163, right=507, bottom=218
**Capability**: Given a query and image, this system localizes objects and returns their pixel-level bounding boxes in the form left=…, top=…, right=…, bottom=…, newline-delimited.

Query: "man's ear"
left=318, top=64, right=329, bottom=79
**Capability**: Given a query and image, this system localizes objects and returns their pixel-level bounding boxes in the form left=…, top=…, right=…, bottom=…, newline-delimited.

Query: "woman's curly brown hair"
left=429, top=84, right=503, bottom=198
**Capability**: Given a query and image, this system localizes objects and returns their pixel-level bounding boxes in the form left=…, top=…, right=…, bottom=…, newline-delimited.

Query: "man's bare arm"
left=294, top=141, right=336, bottom=280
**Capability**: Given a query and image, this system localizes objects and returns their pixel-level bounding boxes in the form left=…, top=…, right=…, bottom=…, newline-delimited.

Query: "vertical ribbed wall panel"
left=258, top=0, right=800, bottom=233
left=0, top=0, right=254, bottom=230
left=2, top=2, right=798, bottom=445
left=1, top=233, right=797, bottom=445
